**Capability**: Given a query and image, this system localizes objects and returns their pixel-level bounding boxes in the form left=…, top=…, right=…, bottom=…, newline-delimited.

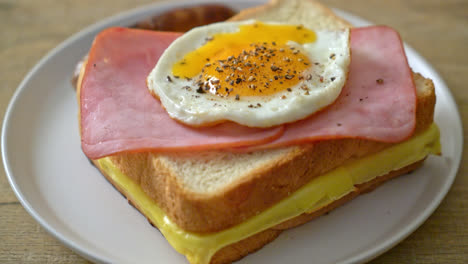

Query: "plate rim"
left=1, top=1, right=463, bottom=263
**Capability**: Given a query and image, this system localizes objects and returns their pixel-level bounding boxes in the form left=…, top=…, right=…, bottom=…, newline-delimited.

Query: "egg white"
left=147, top=20, right=350, bottom=128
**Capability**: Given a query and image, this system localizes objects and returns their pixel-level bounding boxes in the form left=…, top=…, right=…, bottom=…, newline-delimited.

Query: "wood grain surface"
left=1, top=0, right=467, bottom=263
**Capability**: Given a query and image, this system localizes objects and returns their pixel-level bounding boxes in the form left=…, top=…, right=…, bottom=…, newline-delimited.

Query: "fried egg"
left=147, top=20, right=350, bottom=127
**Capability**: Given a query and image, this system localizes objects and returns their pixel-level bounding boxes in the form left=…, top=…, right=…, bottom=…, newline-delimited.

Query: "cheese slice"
left=96, top=124, right=441, bottom=264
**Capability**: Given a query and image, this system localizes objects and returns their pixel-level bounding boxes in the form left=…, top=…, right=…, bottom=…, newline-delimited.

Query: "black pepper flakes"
left=166, top=76, right=172, bottom=82
left=235, top=94, right=240, bottom=100
left=196, top=87, right=205, bottom=94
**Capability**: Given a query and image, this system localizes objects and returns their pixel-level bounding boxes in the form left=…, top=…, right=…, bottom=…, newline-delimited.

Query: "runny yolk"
left=172, top=22, right=317, bottom=98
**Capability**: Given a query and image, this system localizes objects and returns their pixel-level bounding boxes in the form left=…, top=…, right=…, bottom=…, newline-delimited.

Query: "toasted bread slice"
left=87, top=0, right=436, bottom=234
left=95, top=157, right=426, bottom=264
left=78, top=0, right=438, bottom=263
left=101, top=72, right=435, bottom=234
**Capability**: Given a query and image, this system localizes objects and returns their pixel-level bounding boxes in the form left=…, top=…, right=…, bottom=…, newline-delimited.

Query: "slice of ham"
left=80, top=28, right=284, bottom=159
left=240, top=25, right=416, bottom=150
left=80, top=26, right=416, bottom=159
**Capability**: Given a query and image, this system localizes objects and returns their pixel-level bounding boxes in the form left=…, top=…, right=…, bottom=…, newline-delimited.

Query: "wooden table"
left=1, top=0, right=466, bottom=263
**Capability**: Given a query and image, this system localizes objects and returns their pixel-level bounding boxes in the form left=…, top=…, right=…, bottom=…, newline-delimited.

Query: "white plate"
left=2, top=1, right=463, bottom=264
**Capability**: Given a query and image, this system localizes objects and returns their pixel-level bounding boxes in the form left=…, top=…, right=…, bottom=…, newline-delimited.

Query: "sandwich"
left=76, top=0, right=441, bottom=263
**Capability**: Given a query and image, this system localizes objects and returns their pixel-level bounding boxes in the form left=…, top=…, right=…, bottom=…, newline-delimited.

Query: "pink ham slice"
left=245, top=25, right=417, bottom=150
left=80, top=28, right=284, bottom=159
left=80, top=26, right=416, bottom=159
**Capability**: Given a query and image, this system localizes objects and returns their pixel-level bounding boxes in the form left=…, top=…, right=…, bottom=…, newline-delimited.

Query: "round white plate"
left=2, top=1, right=463, bottom=264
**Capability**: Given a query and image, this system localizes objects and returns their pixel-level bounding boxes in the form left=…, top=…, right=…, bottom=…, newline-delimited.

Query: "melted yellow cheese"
left=97, top=124, right=441, bottom=264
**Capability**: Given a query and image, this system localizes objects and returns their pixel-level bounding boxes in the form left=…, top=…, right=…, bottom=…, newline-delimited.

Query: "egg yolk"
left=172, top=22, right=317, bottom=98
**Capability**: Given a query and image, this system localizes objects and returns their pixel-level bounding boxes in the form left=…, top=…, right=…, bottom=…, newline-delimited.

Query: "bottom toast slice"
left=93, top=143, right=435, bottom=264
left=91, top=118, right=440, bottom=264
